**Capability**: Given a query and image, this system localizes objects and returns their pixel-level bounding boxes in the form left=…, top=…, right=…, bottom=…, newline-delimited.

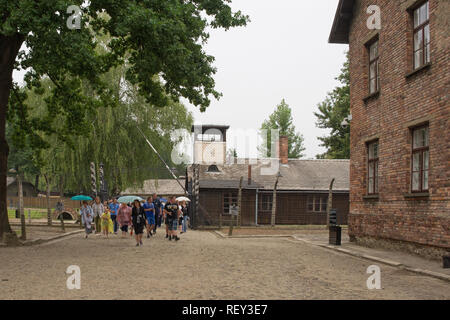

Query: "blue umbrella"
left=118, top=195, right=144, bottom=204
left=71, top=195, right=93, bottom=201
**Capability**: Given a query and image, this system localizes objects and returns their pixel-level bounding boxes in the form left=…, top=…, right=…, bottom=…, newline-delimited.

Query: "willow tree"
left=56, top=65, right=194, bottom=195
left=0, top=0, right=249, bottom=242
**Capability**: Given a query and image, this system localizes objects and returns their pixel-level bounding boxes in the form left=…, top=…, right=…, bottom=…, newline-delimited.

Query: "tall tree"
left=0, top=0, right=249, bottom=241
left=314, top=54, right=350, bottom=159
left=259, top=99, right=305, bottom=159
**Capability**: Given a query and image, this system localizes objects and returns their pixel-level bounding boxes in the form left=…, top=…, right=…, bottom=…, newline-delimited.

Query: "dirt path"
left=0, top=230, right=448, bottom=300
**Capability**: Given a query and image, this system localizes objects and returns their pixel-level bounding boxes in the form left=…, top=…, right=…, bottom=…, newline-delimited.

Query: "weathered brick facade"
left=330, top=0, right=449, bottom=258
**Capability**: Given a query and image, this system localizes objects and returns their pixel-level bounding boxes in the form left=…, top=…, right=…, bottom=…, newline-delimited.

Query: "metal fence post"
left=228, top=215, right=234, bottom=236
left=192, top=164, right=200, bottom=229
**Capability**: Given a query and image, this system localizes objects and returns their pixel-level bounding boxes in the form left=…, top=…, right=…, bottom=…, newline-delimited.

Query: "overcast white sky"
left=13, top=0, right=348, bottom=159
left=185, top=0, right=348, bottom=159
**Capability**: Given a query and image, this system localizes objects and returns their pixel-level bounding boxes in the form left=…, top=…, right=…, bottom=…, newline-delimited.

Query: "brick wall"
left=348, top=0, right=449, bottom=253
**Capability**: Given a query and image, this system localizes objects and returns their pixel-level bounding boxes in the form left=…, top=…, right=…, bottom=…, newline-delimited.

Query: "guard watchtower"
left=192, top=124, right=229, bottom=165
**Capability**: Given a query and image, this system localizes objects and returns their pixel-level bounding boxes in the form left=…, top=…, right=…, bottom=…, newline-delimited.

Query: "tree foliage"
left=259, top=99, right=305, bottom=159
left=314, top=54, right=350, bottom=159
left=0, top=0, right=249, bottom=240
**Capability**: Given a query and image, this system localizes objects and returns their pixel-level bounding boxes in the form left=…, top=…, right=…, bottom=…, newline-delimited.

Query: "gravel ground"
left=0, top=230, right=448, bottom=300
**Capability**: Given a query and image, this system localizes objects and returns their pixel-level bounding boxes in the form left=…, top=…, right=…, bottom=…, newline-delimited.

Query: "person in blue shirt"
left=109, top=198, right=120, bottom=234
left=152, top=193, right=162, bottom=231
left=143, top=196, right=155, bottom=238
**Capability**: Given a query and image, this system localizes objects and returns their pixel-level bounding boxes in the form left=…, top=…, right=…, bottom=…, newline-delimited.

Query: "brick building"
left=329, top=0, right=449, bottom=259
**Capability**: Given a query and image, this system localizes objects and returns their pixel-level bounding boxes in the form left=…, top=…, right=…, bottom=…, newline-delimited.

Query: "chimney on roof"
left=279, top=136, right=288, bottom=165
left=248, top=165, right=252, bottom=185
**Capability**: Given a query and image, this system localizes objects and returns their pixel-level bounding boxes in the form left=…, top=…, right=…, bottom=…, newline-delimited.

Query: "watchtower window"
left=198, top=134, right=222, bottom=142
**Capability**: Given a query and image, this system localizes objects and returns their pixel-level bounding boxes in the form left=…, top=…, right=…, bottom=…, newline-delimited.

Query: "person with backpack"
left=163, top=196, right=180, bottom=241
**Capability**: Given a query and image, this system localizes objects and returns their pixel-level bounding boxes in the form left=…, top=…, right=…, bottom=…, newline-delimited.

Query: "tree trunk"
left=44, top=174, right=52, bottom=226
left=57, top=175, right=65, bottom=231
left=326, top=178, right=335, bottom=227
left=271, top=175, right=280, bottom=227
left=0, top=34, right=24, bottom=242
left=17, top=172, right=26, bottom=240
left=34, top=174, right=40, bottom=191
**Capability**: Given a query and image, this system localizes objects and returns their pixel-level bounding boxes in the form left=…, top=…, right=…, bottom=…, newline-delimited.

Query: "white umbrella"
left=176, top=196, right=191, bottom=202
left=117, top=196, right=144, bottom=203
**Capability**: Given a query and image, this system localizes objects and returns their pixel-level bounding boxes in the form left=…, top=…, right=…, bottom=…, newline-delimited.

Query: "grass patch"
left=8, top=208, right=50, bottom=220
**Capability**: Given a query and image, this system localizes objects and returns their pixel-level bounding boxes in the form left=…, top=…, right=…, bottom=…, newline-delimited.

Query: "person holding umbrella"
left=180, top=200, right=189, bottom=234
left=131, top=199, right=146, bottom=246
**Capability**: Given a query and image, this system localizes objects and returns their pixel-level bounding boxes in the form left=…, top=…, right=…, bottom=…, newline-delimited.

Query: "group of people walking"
left=79, top=193, right=190, bottom=246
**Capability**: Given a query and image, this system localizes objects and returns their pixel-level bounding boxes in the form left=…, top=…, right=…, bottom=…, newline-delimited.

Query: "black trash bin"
left=329, top=225, right=342, bottom=246
left=443, top=255, right=450, bottom=269
left=15, top=209, right=19, bottom=218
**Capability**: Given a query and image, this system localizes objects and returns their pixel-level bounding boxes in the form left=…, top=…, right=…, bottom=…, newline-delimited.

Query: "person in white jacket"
left=80, top=201, right=94, bottom=238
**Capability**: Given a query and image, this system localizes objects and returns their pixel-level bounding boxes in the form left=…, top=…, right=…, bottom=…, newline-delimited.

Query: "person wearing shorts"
left=143, top=197, right=155, bottom=238
left=163, top=196, right=180, bottom=241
